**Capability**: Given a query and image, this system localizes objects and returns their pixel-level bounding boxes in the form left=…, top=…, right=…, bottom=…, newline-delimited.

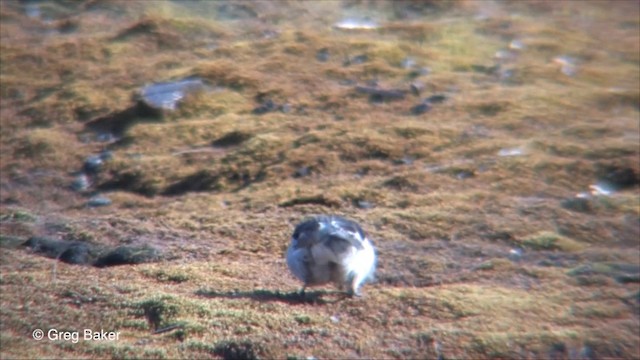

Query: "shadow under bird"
left=286, top=215, right=376, bottom=297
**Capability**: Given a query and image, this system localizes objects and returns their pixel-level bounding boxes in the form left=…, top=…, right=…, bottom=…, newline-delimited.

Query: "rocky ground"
left=1, top=1, right=639, bottom=359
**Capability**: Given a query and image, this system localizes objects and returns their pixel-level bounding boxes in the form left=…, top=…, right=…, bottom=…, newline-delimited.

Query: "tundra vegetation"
left=1, top=1, right=638, bottom=359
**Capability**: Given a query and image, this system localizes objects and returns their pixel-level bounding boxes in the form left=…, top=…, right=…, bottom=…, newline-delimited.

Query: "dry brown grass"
left=1, top=0, right=639, bottom=359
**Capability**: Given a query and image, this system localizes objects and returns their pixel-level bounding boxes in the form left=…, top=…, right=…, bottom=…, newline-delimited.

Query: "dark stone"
left=87, top=196, right=112, bottom=207
left=425, top=94, right=447, bottom=104
left=83, top=155, right=103, bottom=174
left=99, top=150, right=114, bottom=161
left=94, top=245, right=160, bottom=268
left=596, top=164, right=638, bottom=190
left=253, top=99, right=277, bottom=114
left=455, top=170, right=475, bottom=180
left=59, top=243, right=90, bottom=265
left=71, top=173, right=90, bottom=192
left=549, top=342, right=567, bottom=360
left=615, top=274, right=640, bottom=283
left=23, top=237, right=92, bottom=265
left=355, top=86, right=406, bottom=103
left=23, top=237, right=74, bottom=259
left=408, top=67, right=431, bottom=78
left=293, top=166, right=311, bottom=178
left=57, top=19, right=78, bottom=34
left=316, top=47, right=329, bottom=62
left=579, top=344, right=596, bottom=360
left=343, top=54, right=368, bottom=66
left=411, top=102, right=432, bottom=115
left=280, top=103, right=292, bottom=113
left=96, top=132, right=116, bottom=142
left=394, top=156, right=414, bottom=165
left=470, top=64, right=500, bottom=75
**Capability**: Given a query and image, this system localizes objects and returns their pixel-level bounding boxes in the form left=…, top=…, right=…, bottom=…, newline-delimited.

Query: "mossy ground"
left=1, top=1, right=639, bottom=359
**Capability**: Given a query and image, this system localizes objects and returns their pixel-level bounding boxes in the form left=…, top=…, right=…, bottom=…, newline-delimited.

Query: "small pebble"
left=253, top=99, right=277, bottom=114
left=71, top=173, right=90, bottom=191
left=293, top=166, right=311, bottom=178
left=96, top=132, right=116, bottom=142
left=343, top=54, right=368, bottom=66
left=455, top=170, right=475, bottom=180
left=400, top=57, right=416, bottom=69
left=87, top=196, right=112, bottom=207
left=356, top=200, right=374, bottom=209
left=83, top=155, right=103, bottom=174
left=497, top=147, right=525, bottom=157
left=333, top=18, right=378, bottom=30
left=494, top=49, right=515, bottom=62
left=589, top=182, right=615, bottom=196
left=280, top=103, right=292, bottom=113
left=100, top=150, right=114, bottom=161
left=355, top=86, right=406, bottom=102
left=498, top=68, right=515, bottom=81
left=408, top=66, right=431, bottom=78
left=579, top=345, right=596, bottom=360
left=316, top=48, right=330, bottom=62
left=425, top=94, right=447, bottom=104
left=508, top=248, right=523, bottom=261
left=553, top=55, right=578, bottom=77
left=141, top=78, right=205, bottom=111
left=330, top=315, right=340, bottom=323
left=411, top=102, right=432, bottom=115
left=394, top=156, right=414, bottom=165
left=509, top=39, right=525, bottom=50
left=410, top=82, right=424, bottom=96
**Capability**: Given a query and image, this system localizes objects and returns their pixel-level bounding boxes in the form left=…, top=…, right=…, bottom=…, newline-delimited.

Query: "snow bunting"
left=286, top=215, right=376, bottom=296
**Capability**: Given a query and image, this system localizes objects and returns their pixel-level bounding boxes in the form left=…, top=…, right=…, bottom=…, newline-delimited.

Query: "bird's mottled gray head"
left=292, top=215, right=366, bottom=250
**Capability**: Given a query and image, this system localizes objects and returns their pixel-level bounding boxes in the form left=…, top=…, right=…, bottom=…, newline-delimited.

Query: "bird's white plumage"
left=286, top=215, right=376, bottom=296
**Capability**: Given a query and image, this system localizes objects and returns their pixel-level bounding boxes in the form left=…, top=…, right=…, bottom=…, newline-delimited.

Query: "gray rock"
left=71, top=173, right=90, bottom=191
left=94, top=245, right=160, bottom=267
left=316, top=48, right=329, bottom=62
left=140, top=78, right=205, bottom=111
left=87, top=196, right=112, bottom=207
left=411, top=102, right=432, bottom=115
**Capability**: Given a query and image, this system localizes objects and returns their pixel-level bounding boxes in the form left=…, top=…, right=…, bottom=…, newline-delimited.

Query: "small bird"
left=286, top=215, right=376, bottom=296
